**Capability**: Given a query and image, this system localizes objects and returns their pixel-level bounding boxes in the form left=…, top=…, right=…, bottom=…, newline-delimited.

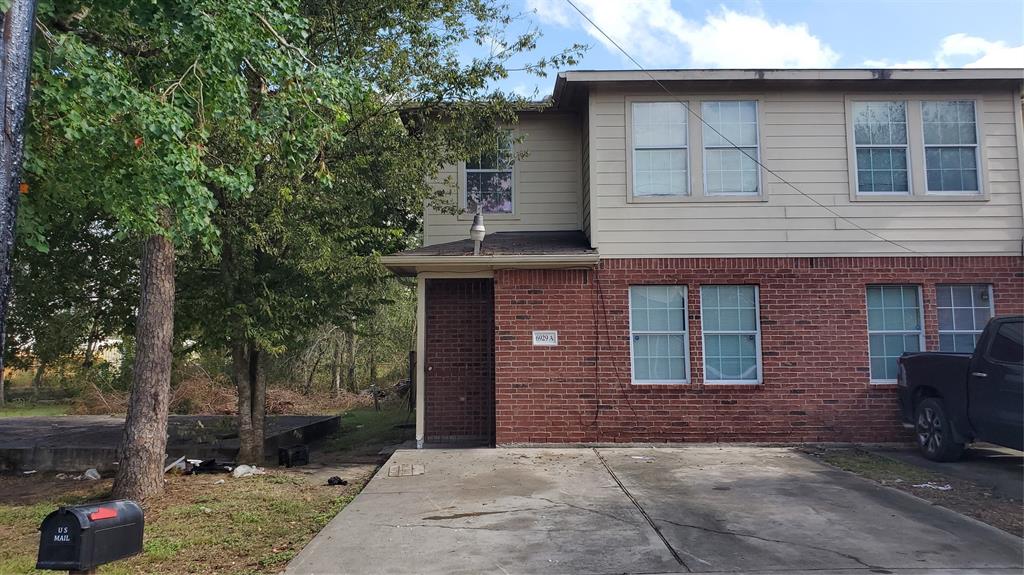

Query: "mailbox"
left=36, top=499, right=144, bottom=572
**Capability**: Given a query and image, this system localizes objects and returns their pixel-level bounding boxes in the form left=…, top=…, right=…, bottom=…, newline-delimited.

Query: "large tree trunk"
left=233, top=340, right=266, bottom=464
left=0, top=1, right=38, bottom=405
left=112, top=231, right=175, bottom=502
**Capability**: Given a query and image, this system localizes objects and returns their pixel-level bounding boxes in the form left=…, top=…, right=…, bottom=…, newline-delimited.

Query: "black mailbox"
left=37, top=499, right=144, bottom=572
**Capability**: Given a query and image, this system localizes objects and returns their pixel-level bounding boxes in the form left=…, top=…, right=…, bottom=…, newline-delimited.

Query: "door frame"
left=416, top=271, right=495, bottom=448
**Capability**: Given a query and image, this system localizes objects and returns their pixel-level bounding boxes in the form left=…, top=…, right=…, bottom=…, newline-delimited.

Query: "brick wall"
left=492, top=256, right=1024, bottom=445
left=424, top=278, right=494, bottom=442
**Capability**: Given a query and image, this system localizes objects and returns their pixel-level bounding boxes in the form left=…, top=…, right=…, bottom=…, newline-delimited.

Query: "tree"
left=176, top=0, right=583, bottom=462
left=28, top=0, right=354, bottom=499
left=0, top=0, right=39, bottom=408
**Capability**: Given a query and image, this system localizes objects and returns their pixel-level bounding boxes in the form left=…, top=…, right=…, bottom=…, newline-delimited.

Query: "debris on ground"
left=326, top=476, right=348, bottom=486
left=912, top=482, right=953, bottom=491
left=232, top=464, right=266, bottom=478
left=83, top=468, right=101, bottom=480
left=22, top=470, right=36, bottom=475
left=187, top=459, right=234, bottom=475
left=164, top=455, right=187, bottom=474
left=213, top=479, right=225, bottom=485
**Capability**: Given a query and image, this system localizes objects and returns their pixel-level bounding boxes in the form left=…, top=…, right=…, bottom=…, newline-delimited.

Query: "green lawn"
left=326, top=403, right=414, bottom=455
left=0, top=402, right=412, bottom=574
left=0, top=403, right=69, bottom=418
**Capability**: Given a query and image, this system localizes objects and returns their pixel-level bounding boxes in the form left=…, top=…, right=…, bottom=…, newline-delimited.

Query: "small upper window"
left=466, top=132, right=513, bottom=214
left=631, top=102, right=688, bottom=197
left=922, top=101, right=979, bottom=194
left=702, top=101, right=760, bottom=195
left=852, top=101, right=910, bottom=194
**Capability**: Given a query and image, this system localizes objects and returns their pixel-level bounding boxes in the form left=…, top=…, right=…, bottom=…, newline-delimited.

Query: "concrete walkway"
left=286, top=447, right=1023, bottom=575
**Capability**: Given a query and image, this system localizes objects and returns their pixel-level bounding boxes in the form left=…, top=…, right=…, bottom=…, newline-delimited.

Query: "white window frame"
left=866, top=285, right=925, bottom=384
left=920, top=100, right=982, bottom=196
left=701, top=100, right=762, bottom=197
left=936, top=283, right=994, bottom=352
left=628, top=285, right=689, bottom=385
left=458, top=130, right=517, bottom=218
left=629, top=101, right=689, bottom=200
left=845, top=94, right=990, bottom=202
left=700, top=285, right=763, bottom=385
left=850, top=100, right=912, bottom=196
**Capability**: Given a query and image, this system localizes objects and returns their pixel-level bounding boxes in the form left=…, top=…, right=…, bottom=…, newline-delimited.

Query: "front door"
left=423, top=278, right=495, bottom=446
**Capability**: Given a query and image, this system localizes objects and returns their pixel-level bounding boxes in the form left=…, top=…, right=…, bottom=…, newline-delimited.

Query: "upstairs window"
left=702, top=101, right=760, bottom=195
left=631, top=102, right=688, bottom=197
left=466, top=132, right=513, bottom=214
left=922, top=101, right=980, bottom=194
left=852, top=101, right=910, bottom=194
left=936, top=284, right=993, bottom=352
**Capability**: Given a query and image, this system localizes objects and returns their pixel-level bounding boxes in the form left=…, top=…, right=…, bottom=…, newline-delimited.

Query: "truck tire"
left=914, top=397, right=965, bottom=462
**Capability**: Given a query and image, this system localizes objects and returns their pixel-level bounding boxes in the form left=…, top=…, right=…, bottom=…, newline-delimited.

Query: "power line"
left=562, top=0, right=920, bottom=254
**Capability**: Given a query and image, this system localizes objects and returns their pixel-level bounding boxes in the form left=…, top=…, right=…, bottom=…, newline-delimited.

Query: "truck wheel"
left=915, top=397, right=965, bottom=462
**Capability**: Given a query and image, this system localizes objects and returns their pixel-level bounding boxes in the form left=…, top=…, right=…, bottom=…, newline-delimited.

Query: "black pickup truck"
left=897, top=315, right=1023, bottom=461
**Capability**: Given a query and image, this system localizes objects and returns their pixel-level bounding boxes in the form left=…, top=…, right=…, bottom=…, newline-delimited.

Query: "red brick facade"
left=486, top=256, right=1024, bottom=445
left=424, top=278, right=494, bottom=443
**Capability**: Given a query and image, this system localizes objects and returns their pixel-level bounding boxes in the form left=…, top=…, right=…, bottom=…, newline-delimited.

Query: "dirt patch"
left=804, top=446, right=1023, bottom=537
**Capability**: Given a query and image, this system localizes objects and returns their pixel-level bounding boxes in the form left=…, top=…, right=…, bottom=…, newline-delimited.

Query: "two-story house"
left=382, top=69, right=1024, bottom=448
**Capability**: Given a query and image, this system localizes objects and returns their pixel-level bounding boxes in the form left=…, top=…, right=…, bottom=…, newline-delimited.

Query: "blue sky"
left=477, top=0, right=1024, bottom=97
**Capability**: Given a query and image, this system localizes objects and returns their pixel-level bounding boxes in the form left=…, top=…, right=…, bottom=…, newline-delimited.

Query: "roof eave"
left=380, top=253, right=601, bottom=276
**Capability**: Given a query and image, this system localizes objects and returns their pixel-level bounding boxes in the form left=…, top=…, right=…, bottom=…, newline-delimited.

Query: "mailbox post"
left=37, top=500, right=144, bottom=574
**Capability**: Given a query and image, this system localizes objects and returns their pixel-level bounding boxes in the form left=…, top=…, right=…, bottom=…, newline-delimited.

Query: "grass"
left=811, top=447, right=936, bottom=485
left=0, top=402, right=70, bottom=418
left=0, top=402, right=416, bottom=574
left=325, top=403, right=413, bottom=455
left=0, top=471, right=368, bottom=575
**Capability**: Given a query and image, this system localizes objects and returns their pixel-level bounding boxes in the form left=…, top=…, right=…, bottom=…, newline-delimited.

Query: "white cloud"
left=525, top=0, right=573, bottom=27
left=526, top=0, right=839, bottom=68
left=683, top=9, right=839, bottom=68
left=862, top=33, right=1024, bottom=69
left=861, top=59, right=934, bottom=69
left=937, top=33, right=1024, bottom=67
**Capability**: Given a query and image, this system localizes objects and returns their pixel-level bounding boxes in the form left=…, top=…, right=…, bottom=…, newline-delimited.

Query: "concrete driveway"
left=286, top=447, right=1023, bottom=575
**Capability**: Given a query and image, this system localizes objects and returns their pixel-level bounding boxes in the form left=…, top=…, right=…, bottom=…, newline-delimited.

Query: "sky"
left=478, top=0, right=1024, bottom=98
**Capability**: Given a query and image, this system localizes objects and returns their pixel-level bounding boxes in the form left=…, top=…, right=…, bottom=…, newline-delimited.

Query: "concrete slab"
left=868, top=443, right=1024, bottom=501
left=286, top=447, right=1024, bottom=575
left=600, top=446, right=1023, bottom=573
left=285, top=448, right=679, bottom=575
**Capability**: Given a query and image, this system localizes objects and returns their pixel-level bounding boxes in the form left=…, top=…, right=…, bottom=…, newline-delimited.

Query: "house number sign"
left=532, top=331, right=558, bottom=346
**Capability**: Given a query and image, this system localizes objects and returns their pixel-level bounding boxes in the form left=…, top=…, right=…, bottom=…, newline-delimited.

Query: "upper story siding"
left=587, top=85, right=1024, bottom=257
left=423, top=112, right=582, bottom=246
left=422, top=71, right=1024, bottom=258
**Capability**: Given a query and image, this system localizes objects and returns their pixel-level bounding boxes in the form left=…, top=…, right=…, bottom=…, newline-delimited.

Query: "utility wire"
left=562, top=0, right=920, bottom=254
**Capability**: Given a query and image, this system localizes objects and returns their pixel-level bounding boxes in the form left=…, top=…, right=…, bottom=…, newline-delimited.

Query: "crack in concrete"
left=593, top=448, right=692, bottom=572
left=530, top=496, right=638, bottom=525
left=653, top=517, right=885, bottom=571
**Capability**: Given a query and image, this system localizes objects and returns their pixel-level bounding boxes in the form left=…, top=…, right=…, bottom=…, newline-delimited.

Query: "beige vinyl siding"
left=590, top=87, right=1023, bottom=257
left=423, top=112, right=582, bottom=246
